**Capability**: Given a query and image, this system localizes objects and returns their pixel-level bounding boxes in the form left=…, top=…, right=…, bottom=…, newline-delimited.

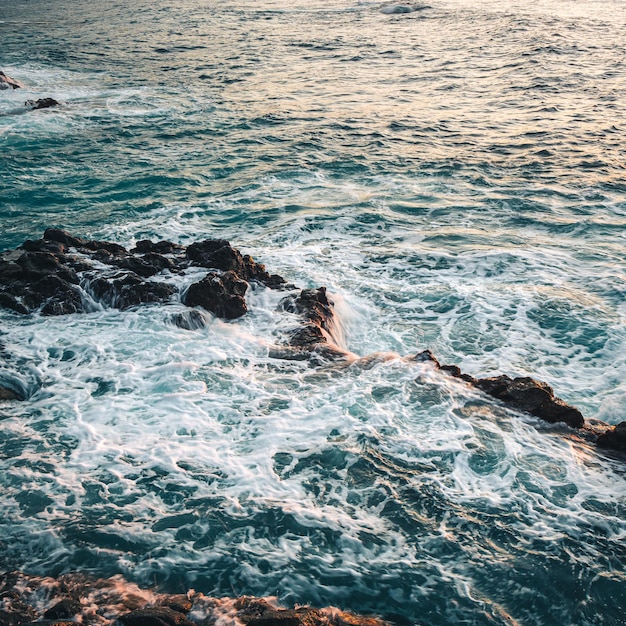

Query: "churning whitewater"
left=1, top=0, right=626, bottom=625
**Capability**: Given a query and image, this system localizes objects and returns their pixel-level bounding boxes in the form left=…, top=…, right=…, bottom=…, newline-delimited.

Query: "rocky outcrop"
left=0, top=230, right=296, bottom=321
left=414, top=350, right=584, bottom=428
left=0, top=231, right=343, bottom=360
left=0, top=70, right=23, bottom=90
left=25, top=98, right=60, bottom=110
left=0, top=572, right=389, bottom=626
left=183, top=270, right=248, bottom=319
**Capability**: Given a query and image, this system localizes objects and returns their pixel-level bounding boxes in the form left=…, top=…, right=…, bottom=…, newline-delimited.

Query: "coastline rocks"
left=473, top=375, right=585, bottom=429
left=0, top=231, right=292, bottom=320
left=0, top=572, right=389, bottom=626
left=0, top=386, right=21, bottom=401
left=119, top=607, right=195, bottom=626
left=0, top=70, right=23, bottom=90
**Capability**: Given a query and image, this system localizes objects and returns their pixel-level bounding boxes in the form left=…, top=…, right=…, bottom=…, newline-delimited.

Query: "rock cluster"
left=0, top=572, right=389, bottom=626
left=0, top=229, right=291, bottom=318
left=0, top=229, right=341, bottom=355
left=1, top=231, right=623, bottom=459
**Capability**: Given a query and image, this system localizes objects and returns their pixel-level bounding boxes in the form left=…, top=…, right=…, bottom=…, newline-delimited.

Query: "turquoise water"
left=1, top=0, right=626, bottom=624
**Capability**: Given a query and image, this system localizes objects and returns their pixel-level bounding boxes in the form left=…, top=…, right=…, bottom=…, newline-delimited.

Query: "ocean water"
left=1, top=0, right=626, bottom=624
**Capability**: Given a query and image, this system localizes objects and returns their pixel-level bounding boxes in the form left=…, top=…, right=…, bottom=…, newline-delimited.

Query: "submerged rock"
left=380, top=4, right=431, bottom=15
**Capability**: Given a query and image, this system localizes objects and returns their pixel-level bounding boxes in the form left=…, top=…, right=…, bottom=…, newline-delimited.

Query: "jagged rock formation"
left=0, top=231, right=623, bottom=459
left=411, top=349, right=626, bottom=456
left=0, top=572, right=390, bottom=626
left=0, top=230, right=289, bottom=319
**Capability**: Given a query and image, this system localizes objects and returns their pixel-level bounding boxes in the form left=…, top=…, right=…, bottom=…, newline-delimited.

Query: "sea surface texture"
left=1, top=0, right=625, bottom=624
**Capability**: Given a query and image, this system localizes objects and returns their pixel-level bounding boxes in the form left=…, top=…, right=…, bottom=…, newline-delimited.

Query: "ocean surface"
left=1, top=0, right=626, bottom=623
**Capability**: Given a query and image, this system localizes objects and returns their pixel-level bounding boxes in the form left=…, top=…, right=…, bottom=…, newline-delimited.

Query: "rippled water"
left=1, top=1, right=626, bottom=624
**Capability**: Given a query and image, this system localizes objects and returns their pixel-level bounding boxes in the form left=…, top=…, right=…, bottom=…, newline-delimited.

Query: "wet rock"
left=132, top=240, right=183, bottom=255
left=170, top=309, right=210, bottom=330
left=186, top=240, right=245, bottom=274
left=21, top=239, right=67, bottom=254
left=474, top=375, right=585, bottom=429
left=279, top=287, right=346, bottom=359
left=43, top=229, right=85, bottom=249
left=44, top=599, right=82, bottom=620
left=183, top=271, right=248, bottom=319
left=416, top=350, right=585, bottom=429
left=0, top=71, right=23, bottom=90
left=380, top=4, right=431, bottom=14
left=0, top=386, right=21, bottom=401
left=0, top=293, right=29, bottom=315
left=83, top=240, right=127, bottom=256
left=281, top=287, right=334, bottom=334
left=186, top=240, right=288, bottom=289
left=233, top=598, right=389, bottom=626
left=596, top=421, right=626, bottom=452
left=25, top=98, right=60, bottom=110
left=109, top=253, right=174, bottom=278
left=88, top=273, right=177, bottom=309
left=119, top=607, right=195, bottom=626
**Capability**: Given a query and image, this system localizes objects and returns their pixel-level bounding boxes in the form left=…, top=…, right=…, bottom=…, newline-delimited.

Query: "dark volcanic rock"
left=109, top=252, right=174, bottom=278
left=0, top=572, right=389, bottom=626
left=88, top=273, right=177, bottom=309
left=596, top=421, right=626, bottom=452
left=183, top=271, right=248, bottom=319
left=279, top=287, right=346, bottom=360
left=43, top=229, right=85, bottom=249
left=157, top=597, right=192, bottom=615
left=415, top=350, right=585, bottom=429
left=25, top=98, right=60, bottom=110
left=187, top=239, right=288, bottom=289
left=281, top=287, right=334, bottom=333
left=132, top=240, right=183, bottom=255
left=170, top=309, right=210, bottom=330
left=474, top=375, right=585, bottom=428
left=120, top=607, right=195, bottom=626
left=1, top=231, right=295, bottom=319
left=186, top=240, right=244, bottom=273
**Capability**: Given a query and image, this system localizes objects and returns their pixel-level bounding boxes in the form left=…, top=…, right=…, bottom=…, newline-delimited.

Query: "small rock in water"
left=25, top=98, right=60, bottom=110
left=0, top=70, right=23, bottom=89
